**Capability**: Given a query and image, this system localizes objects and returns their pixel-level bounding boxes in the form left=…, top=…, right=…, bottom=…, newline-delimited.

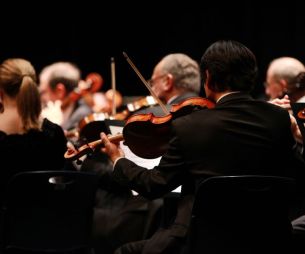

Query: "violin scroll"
left=62, top=72, right=104, bottom=110
left=84, top=72, right=104, bottom=92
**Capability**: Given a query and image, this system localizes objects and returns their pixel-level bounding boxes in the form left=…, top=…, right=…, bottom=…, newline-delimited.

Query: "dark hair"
left=200, top=40, right=258, bottom=92
left=49, top=77, right=78, bottom=94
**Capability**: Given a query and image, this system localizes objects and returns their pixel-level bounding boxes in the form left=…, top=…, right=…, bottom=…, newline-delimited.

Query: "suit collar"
left=169, top=92, right=199, bottom=105
left=216, top=92, right=253, bottom=106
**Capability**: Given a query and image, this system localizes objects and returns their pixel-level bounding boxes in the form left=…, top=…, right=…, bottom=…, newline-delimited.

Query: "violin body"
left=123, top=113, right=172, bottom=159
left=123, top=97, right=215, bottom=158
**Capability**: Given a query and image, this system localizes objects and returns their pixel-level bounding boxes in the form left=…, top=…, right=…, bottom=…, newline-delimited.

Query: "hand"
left=100, top=132, right=125, bottom=163
left=268, top=95, right=291, bottom=110
left=289, top=114, right=303, bottom=144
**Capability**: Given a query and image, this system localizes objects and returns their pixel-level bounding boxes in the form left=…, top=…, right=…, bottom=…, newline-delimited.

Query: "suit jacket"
left=112, top=92, right=305, bottom=237
left=62, top=98, right=93, bottom=131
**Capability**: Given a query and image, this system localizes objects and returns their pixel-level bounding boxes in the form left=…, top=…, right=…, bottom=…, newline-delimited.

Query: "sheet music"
left=109, top=125, right=162, bottom=168
left=108, top=125, right=181, bottom=193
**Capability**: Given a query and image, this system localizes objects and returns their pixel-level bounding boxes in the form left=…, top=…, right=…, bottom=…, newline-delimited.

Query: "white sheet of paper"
left=109, top=125, right=181, bottom=193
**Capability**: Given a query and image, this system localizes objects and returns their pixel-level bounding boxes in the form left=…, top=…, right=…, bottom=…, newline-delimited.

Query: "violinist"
left=265, top=57, right=305, bottom=101
left=134, top=53, right=201, bottom=116
left=39, top=61, right=92, bottom=133
left=265, top=60, right=305, bottom=159
left=101, top=40, right=305, bottom=254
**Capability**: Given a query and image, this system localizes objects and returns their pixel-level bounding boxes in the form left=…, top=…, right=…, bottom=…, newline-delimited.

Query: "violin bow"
left=111, top=57, right=117, bottom=116
left=123, top=52, right=169, bottom=115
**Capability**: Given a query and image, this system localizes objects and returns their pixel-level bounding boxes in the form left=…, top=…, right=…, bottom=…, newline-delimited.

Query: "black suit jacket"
left=112, top=92, right=305, bottom=237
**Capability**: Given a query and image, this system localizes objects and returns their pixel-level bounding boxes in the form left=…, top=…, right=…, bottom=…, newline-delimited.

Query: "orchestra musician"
left=76, top=57, right=165, bottom=254
left=70, top=53, right=202, bottom=254
left=0, top=58, right=67, bottom=204
left=134, top=53, right=201, bottom=116
left=100, top=40, right=305, bottom=254
left=38, top=61, right=93, bottom=134
left=265, top=57, right=305, bottom=101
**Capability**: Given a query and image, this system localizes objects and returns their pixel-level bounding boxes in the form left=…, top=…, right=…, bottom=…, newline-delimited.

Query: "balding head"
left=265, top=57, right=305, bottom=100
left=267, top=57, right=305, bottom=82
left=39, top=62, right=81, bottom=86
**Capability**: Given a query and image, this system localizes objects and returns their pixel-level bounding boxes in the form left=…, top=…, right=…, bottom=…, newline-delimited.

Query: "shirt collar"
left=216, top=91, right=241, bottom=103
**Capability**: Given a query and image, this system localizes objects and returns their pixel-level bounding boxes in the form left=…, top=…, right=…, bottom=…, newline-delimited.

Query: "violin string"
left=123, top=52, right=169, bottom=115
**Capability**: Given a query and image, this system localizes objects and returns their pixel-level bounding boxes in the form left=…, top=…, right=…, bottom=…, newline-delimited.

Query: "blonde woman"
left=0, top=58, right=67, bottom=201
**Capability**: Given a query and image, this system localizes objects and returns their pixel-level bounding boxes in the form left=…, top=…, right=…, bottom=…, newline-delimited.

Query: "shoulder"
left=74, top=99, right=92, bottom=114
left=172, top=107, right=211, bottom=130
left=41, top=118, right=66, bottom=140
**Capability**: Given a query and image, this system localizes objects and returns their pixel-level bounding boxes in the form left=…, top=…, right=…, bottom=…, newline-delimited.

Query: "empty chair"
left=1, top=170, right=98, bottom=254
left=186, top=175, right=296, bottom=254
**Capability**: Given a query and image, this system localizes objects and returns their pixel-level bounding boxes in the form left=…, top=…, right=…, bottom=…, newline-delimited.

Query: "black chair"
left=1, top=170, right=99, bottom=254
left=186, top=175, right=296, bottom=254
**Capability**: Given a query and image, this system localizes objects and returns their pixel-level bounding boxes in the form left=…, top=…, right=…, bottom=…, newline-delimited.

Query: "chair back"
left=1, top=170, right=98, bottom=253
left=188, top=175, right=296, bottom=253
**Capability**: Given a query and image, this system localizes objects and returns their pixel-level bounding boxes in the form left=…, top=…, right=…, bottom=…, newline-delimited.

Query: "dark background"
left=1, top=2, right=305, bottom=98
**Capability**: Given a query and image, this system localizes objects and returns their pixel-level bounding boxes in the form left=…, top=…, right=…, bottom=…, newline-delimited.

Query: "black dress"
left=0, top=118, right=67, bottom=203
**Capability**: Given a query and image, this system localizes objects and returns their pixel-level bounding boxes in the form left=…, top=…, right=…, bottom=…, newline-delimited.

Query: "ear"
left=163, top=73, right=174, bottom=91
left=279, top=79, right=288, bottom=92
left=204, top=70, right=213, bottom=99
left=0, top=90, right=4, bottom=113
left=205, top=70, right=212, bottom=89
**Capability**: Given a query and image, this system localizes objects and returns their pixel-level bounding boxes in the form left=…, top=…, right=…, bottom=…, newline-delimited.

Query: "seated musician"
left=134, top=53, right=201, bottom=116
left=100, top=40, right=305, bottom=254
left=39, top=62, right=93, bottom=136
left=74, top=53, right=202, bottom=254
left=0, top=58, right=67, bottom=204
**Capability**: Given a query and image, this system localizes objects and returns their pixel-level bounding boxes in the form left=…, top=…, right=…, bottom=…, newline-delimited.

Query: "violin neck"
left=90, top=133, right=124, bottom=149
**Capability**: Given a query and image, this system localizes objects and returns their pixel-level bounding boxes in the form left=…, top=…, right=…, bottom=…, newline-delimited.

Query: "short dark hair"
left=200, top=40, right=258, bottom=92
left=49, top=77, right=78, bottom=93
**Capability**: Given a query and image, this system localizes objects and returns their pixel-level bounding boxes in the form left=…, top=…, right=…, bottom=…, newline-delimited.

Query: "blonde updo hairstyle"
left=0, top=58, right=41, bottom=131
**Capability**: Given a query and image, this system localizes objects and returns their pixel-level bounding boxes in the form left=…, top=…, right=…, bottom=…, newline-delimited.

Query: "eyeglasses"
left=147, top=74, right=167, bottom=87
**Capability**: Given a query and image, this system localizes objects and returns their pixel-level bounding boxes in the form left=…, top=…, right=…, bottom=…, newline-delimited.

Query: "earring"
left=0, top=95, right=4, bottom=113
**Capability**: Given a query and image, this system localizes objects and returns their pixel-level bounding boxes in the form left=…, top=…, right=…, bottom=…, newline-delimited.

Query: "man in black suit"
left=100, top=40, right=305, bottom=254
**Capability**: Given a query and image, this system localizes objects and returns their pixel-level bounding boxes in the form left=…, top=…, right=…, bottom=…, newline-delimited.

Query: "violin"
left=114, top=95, right=157, bottom=120
left=61, top=72, right=103, bottom=110
left=64, top=97, right=215, bottom=161
left=73, top=95, right=157, bottom=142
